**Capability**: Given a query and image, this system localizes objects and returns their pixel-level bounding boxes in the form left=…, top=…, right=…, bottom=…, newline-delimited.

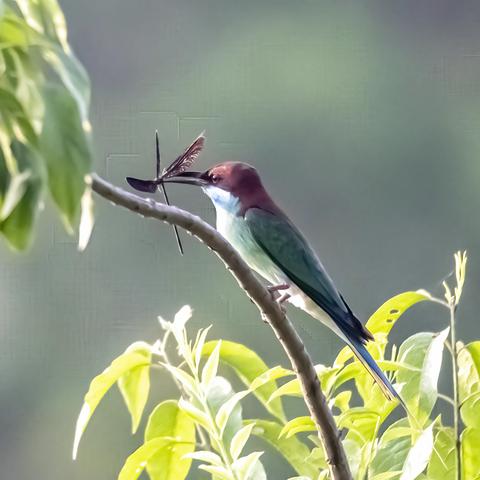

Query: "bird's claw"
left=266, top=284, right=290, bottom=313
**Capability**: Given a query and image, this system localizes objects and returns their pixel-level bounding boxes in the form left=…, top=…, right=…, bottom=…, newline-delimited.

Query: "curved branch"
left=90, top=173, right=352, bottom=480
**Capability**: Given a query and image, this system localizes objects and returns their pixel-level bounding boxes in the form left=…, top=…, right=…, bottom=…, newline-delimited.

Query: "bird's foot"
left=267, top=283, right=290, bottom=294
left=266, top=284, right=290, bottom=313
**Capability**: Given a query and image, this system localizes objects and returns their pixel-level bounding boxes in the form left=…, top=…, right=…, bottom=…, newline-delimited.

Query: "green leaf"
left=78, top=178, right=94, bottom=251
left=461, top=427, right=480, bottom=480
left=178, top=398, right=213, bottom=432
left=198, top=464, right=233, bottom=479
left=230, top=422, right=255, bottom=461
left=203, top=340, right=286, bottom=421
left=39, top=85, right=91, bottom=232
left=248, top=419, right=319, bottom=478
left=215, top=390, right=250, bottom=436
left=268, top=365, right=337, bottom=402
left=0, top=141, right=43, bottom=251
left=399, top=423, right=434, bottom=480
left=335, top=291, right=430, bottom=366
left=279, top=416, right=316, bottom=438
left=183, top=450, right=223, bottom=466
left=117, top=438, right=170, bottom=480
left=206, top=376, right=244, bottom=446
left=144, top=400, right=196, bottom=480
left=202, top=340, right=221, bottom=388
left=117, top=341, right=152, bottom=434
left=458, top=341, right=480, bottom=428
left=232, top=451, right=264, bottom=480
left=163, top=364, right=197, bottom=397
left=338, top=408, right=381, bottom=444
left=396, top=329, right=449, bottom=426
left=370, top=436, right=411, bottom=479
left=72, top=345, right=152, bottom=459
left=427, top=427, right=456, bottom=480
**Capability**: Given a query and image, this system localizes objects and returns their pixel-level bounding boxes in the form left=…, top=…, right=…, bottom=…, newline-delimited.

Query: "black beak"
left=126, top=171, right=207, bottom=193
left=162, top=171, right=207, bottom=187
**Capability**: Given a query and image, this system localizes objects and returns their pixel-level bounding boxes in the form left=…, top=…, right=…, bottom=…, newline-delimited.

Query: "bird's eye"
left=211, top=174, right=220, bottom=184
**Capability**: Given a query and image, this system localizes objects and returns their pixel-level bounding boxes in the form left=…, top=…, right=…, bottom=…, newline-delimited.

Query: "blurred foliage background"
left=1, top=0, right=480, bottom=478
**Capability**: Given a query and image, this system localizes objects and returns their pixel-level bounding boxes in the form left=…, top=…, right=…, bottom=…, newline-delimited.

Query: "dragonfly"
left=126, top=131, right=206, bottom=254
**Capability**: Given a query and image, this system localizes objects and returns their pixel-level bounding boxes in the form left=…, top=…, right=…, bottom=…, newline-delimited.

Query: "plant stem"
left=90, top=173, right=352, bottom=480
left=449, top=303, right=461, bottom=480
left=158, top=330, right=210, bottom=450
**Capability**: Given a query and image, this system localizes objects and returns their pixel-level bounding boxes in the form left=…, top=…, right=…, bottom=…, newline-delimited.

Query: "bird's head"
left=164, top=161, right=265, bottom=212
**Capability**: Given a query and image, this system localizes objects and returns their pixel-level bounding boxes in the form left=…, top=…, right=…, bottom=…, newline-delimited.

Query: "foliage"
left=73, top=253, right=478, bottom=479
left=0, top=0, right=92, bottom=250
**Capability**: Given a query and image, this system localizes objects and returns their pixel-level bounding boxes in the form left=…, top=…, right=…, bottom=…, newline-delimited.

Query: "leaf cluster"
left=73, top=253, right=479, bottom=480
left=0, top=0, right=92, bottom=250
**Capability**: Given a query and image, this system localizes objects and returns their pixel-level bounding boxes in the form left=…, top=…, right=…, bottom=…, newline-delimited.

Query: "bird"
left=163, top=161, right=402, bottom=405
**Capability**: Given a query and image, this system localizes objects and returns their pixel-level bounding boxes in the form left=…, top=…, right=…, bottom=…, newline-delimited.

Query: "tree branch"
left=90, top=173, right=352, bottom=480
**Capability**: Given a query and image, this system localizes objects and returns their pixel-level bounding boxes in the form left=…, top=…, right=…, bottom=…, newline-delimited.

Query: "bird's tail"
left=344, top=333, right=407, bottom=410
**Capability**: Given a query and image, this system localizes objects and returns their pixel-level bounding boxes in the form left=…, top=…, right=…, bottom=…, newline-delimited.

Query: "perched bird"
left=164, top=162, right=401, bottom=404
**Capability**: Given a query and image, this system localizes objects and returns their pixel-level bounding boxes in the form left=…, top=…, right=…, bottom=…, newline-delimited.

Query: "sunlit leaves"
left=396, top=329, right=449, bottom=426
left=72, top=341, right=152, bottom=459
left=144, top=400, right=195, bottom=480
left=203, top=340, right=286, bottom=421
left=230, top=423, right=255, bottom=461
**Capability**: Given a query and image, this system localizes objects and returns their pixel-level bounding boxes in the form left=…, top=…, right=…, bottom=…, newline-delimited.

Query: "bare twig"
left=90, top=173, right=352, bottom=480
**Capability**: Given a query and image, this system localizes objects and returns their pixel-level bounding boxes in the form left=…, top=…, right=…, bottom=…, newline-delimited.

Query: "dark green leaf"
left=0, top=141, right=43, bottom=250
left=39, top=85, right=91, bottom=232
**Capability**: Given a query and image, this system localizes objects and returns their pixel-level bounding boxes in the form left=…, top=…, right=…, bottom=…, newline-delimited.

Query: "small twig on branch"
left=90, top=173, right=352, bottom=480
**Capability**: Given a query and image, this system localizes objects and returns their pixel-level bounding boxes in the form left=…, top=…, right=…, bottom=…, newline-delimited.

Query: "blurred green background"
left=1, top=0, right=480, bottom=478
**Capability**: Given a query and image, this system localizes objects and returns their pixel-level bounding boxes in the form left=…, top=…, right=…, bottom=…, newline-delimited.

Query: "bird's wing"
left=245, top=207, right=371, bottom=343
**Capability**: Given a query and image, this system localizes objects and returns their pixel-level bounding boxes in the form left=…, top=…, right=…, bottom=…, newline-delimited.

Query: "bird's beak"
left=162, top=171, right=207, bottom=187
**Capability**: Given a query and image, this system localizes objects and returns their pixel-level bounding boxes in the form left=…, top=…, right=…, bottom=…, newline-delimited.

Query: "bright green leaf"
left=215, top=390, right=250, bottom=436
left=144, top=400, right=196, bottom=480
left=178, top=398, right=212, bottom=432
left=72, top=346, right=152, bottom=459
left=461, top=427, right=480, bottom=480
left=249, top=419, right=319, bottom=478
left=370, top=436, right=411, bottom=479
left=117, top=438, right=169, bottom=480
left=279, top=416, right=316, bottom=439
left=232, top=451, right=263, bottom=479
left=400, top=423, right=434, bottom=480
left=427, top=427, right=456, bottom=480
left=202, top=340, right=221, bottom=388
left=117, top=341, right=152, bottom=434
left=230, top=422, right=255, bottom=461
left=335, top=291, right=430, bottom=366
left=183, top=450, right=222, bottom=466
left=206, top=376, right=244, bottom=447
left=397, top=329, right=449, bottom=426
left=203, top=340, right=286, bottom=421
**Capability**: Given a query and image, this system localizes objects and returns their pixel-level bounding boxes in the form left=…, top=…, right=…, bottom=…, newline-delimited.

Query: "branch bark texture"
left=91, top=173, right=352, bottom=480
